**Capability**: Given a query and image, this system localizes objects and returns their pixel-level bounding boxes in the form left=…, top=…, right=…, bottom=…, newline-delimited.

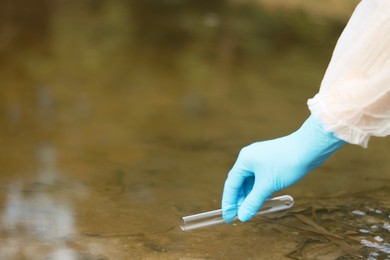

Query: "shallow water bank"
left=1, top=0, right=389, bottom=258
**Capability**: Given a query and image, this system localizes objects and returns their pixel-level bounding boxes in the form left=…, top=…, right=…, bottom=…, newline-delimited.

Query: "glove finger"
left=238, top=178, right=273, bottom=222
left=243, top=176, right=254, bottom=196
left=237, top=176, right=254, bottom=207
left=222, top=165, right=251, bottom=222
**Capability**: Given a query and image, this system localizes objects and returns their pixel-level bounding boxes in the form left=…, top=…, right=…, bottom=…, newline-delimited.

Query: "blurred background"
left=1, top=0, right=390, bottom=259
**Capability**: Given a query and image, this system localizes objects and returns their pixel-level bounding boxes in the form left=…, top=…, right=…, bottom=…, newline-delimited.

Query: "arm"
left=222, top=0, right=390, bottom=222
left=308, top=0, right=390, bottom=148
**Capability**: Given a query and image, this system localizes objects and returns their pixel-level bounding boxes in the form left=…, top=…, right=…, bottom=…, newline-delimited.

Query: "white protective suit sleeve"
left=308, top=0, right=390, bottom=148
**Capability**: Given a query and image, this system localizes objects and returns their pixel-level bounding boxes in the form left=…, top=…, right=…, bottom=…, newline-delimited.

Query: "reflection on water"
left=2, top=183, right=76, bottom=259
left=0, top=145, right=84, bottom=259
left=1, top=0, right=390, bottom=258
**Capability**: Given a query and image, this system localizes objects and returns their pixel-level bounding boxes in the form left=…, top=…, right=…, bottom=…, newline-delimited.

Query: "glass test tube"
left=180, top=195, right=294, bottom=231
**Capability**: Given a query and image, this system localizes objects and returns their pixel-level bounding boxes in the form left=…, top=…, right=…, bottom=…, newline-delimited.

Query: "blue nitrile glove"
left=222, top=115, right=346, bottom=222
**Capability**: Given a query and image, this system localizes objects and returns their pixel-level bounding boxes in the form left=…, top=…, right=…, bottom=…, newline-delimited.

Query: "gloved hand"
left=222, top=115, right=346, bottom=222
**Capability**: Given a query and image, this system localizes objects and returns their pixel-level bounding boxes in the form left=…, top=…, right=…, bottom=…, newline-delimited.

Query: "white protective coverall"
left=308, top=0, right=390, bottom=147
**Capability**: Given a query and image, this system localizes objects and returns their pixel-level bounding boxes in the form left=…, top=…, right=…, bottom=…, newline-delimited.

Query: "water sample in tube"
left=180, top=195, right=294, bottom=231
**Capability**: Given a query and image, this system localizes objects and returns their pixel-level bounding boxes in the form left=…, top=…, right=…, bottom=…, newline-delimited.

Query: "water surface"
left=1, top=1, right=390, bottom=259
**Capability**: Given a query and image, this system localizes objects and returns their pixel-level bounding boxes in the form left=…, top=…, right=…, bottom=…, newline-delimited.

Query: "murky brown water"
left=1, top=1, right=390, bottom=259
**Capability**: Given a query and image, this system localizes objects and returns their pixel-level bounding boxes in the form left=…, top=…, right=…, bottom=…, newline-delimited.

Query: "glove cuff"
left=296, top=115, right=346, bottom=170
left=310, top=114, right=346, bottom=146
